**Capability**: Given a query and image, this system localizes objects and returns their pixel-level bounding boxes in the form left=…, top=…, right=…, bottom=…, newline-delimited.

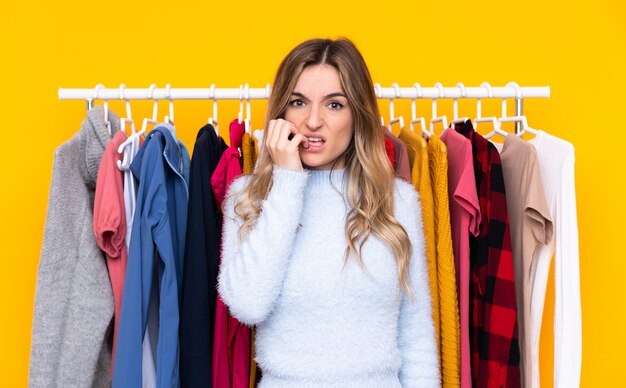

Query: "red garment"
left=384, top=137, right=395, bottom=168
left=383, top=127, right=411, bottom=181
left=455, top=121, right=520, bottom=388
left=212, top=119, right=251, bottom=388
left=211, top=119, right=246, bottom=209
left=93, top=130, right=128, bottom=374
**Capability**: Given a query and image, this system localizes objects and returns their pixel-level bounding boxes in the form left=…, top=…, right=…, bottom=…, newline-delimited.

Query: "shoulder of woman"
left=226, top=173, right=254, bottom=198
left=393, top=177, right=420, bottom=207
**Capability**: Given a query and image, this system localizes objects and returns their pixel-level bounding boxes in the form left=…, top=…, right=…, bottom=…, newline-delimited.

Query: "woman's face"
left=284, top=64, right=354, bottom=170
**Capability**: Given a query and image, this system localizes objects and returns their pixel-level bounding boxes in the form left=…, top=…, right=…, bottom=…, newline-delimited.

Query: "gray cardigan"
left=29, top=106, right=120, bottom=388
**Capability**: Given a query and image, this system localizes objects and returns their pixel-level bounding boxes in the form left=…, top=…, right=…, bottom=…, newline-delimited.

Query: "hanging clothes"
left=118, top=129, right=158, bottom=387
left=383, top=127, right=411, bottom=181
left=30, top=106, right=119, bottom=388
left=241, top=130, right=261, bottom=388
left=211, top=119, right=246, bottom=209
left=93, top=130, right=129, bottom=375
left=439, top=127, right=481, bottom=388
left=384, top=137, right=396, bottom=168
left=454, top=121, right=520, bottom=388
left=427, top=135, right=461, bottom=388
left=113, top=123, right=190, bottom=388
left=398, top=128, right=439, bottom=358
left=528, top=130, right=581, bottom=388
left=242, top=131, right=257, bottom=174
left=212, top=118, right=251, bottom=388
left=179, top=124, right=228, bottom=388
left=493, top=133, right=553, bottom=387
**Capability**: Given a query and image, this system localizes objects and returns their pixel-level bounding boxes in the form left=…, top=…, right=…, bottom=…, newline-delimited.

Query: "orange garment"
left=428, top=134, right=461, bottom=388
left=241, top=132, right=260, bottom=388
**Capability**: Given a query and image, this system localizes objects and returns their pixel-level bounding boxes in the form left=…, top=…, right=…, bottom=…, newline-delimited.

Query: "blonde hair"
left=230, top=37, right=413, bottom=296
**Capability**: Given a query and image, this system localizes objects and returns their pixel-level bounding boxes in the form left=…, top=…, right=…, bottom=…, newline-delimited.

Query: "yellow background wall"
left=1, top=0, right=624, bottom=386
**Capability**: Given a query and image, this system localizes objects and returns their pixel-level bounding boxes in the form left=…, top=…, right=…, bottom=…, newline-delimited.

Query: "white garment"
left=122, top=134, right=157, bottom=388
left=218, top=167, right=440, bottom=387
left=529, top=130, right=582, bottom=388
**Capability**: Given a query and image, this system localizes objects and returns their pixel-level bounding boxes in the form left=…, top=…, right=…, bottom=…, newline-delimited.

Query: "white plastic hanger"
left=474, top=82, right=508, bottom=139
left=118, top=84, right=137, bottom=137
left=93, top=84, right=112, bottom=136
left=430, top=82, right=448, bottom=134
left=501, top=82, right=538, bottom=137
left=451, top=82, right=469, bottom=125
left=208, top=83, right=219, bottom=135
left=374, top=83, right=384, bottom=126
left=141, top=84, right=159, bottom=135
left=163, top=83, right=177, bottom=138
left=387, top=83, right=405, bottom=132
left=244, top=83, right=252, bottom=134
left=116, top=84, right=159, bottom=171
left=236, top=85, right=244, bottom=125
left=409, top=83, right=428, bottom=136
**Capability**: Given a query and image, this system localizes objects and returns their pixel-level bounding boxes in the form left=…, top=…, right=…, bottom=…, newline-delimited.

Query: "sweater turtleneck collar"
left=305, top=167, right=347, bottom=188
left=81, top=105, right=120, bottom=186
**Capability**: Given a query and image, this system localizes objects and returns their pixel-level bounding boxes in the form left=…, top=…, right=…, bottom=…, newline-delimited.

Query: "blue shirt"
left=113, top=124, right=190, bottom=388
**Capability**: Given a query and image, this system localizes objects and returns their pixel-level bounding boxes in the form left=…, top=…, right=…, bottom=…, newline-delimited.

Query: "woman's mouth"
left=304, top=136, right=325, bottom=152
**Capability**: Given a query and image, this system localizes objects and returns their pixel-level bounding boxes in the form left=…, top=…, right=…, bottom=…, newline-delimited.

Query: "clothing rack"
left=58, top=82, right=550, bottom=133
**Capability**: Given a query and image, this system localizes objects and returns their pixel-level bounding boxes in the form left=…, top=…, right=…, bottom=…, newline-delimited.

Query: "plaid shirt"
left=455, top=121, right=521, bottom=388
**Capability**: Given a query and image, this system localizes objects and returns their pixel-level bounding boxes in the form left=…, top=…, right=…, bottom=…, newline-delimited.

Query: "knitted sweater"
left=218, top=167, right=439, bottom=388
left=30, top=106, right=119, bottom=387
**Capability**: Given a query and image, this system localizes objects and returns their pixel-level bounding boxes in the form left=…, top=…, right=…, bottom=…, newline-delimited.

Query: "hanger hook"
left=480, top=82, right=494, bottom=98
left=209, top=83, right=216, bottom=117
left=453, top=82, right=466, bottom=120
left=93, top=84, right=104, bottom=100
left=164, top=83, right=174, bottom=123
left=506, top=81, right=522, bottom=99
left=374, top=83, right=382, bottom=98
left=432, top=82, right=445, bottom=119
left=411, top=83, right=423, bottom=118
left=389, top=82, right=401, bottom=120
left=244, top=83, right=251, bottom=133
left=456, top=82, right=466, bottom=98
left=90, top=83, right=104, bottom=111
left=479, top=82, right=493, bottom=119
left=414, top=82, right=423, bottom=98
left=505, top=81, right=522, bottom=117
left=238, top=85, right=244, bottom=124
left=148, top=84, right=158, bottom=122
left=434, top=82, right=445, bottom=98
left=119, top=83, right=133, bottom=120
left=93, top=84, right=109, bottom=126
left=455, top=83, right=464, bottom=120
left=410, top=83, right=421, bottom=131
left=392, top=82, right=401, bottom=98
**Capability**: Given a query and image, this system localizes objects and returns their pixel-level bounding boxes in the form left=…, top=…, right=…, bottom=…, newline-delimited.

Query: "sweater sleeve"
left=217, top=166, right=309, bottom=325
left=554, top=147, right=582, bottom=388
left=394, top=179, right=441, bottom=388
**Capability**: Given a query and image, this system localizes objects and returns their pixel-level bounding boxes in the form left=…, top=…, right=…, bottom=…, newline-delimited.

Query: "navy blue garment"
left=179, top=124, right=228, bottom=388
left=113, top=124, right=190, bottom=388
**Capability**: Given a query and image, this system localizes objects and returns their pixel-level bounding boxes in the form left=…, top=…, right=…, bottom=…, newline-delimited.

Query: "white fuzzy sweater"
left=218, top=167, right=440, bottom=388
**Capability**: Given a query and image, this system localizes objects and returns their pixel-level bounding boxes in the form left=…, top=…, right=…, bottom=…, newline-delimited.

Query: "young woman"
left=218, top=38, right=439, bottom=387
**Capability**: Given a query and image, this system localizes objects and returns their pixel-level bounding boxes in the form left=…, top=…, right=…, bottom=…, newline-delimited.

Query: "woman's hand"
left=265, top=119, right=309, bottom=172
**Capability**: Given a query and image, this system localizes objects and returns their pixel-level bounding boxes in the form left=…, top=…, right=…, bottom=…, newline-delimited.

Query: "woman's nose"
left=305, top=105, right=323, bottom=130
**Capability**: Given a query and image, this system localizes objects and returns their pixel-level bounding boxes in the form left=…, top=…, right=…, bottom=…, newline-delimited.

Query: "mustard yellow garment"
left=241, top=132, right=259, bottom=388
left=399, top=128, right=439, bottom=348
left=428, top=134, right=461, bottom=388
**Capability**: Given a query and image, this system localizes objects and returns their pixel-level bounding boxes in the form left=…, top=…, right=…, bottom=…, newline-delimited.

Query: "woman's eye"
left=329, top=101, right=343, bottom=110
left=289, top=99, right=304, bottom=107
